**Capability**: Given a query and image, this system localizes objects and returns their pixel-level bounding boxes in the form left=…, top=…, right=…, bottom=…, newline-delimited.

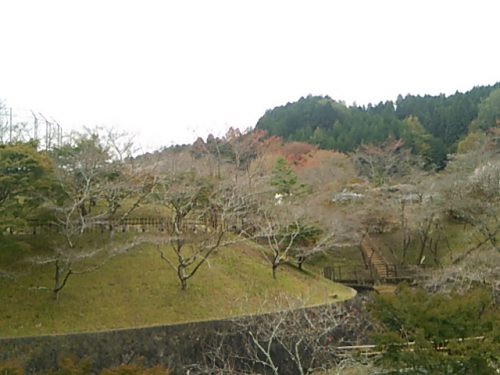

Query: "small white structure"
left=331, top=190, right=365, bottom=204
left=275, top=193, right=284, bottom=205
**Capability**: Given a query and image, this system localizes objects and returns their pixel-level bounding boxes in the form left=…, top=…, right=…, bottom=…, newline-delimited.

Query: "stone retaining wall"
left=0, top=296, right=370, bottom=374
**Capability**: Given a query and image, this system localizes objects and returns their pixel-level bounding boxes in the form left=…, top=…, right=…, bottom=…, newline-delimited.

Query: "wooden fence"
left=323, top=264, right=415, bottom=287
left=3, top=217, right=209, bottom=235
left=335, top=335, right=486, bottom=358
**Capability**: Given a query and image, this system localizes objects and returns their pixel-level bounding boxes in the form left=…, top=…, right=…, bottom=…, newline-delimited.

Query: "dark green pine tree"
left=270, top=157, right=297, bottom=195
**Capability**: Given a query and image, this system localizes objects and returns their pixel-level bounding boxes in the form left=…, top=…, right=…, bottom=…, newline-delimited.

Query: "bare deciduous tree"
left=351, top=138, right=417, bottom=186
left=251, top=204, right=301, bottom=279
left=422, top=248, right=500, bottom=298
left=292, top=218, right=360, bottom=271
left=41, top=130, right=150, bottom=299
left=190, top=296, right=371, bottom=375
left=226, top=128, right=267, bottom=186
left=150, top=173, right=248, bottom=290
left=441, top=151, right=500, bottom=263
left=34, top=238, right=144, bottom=300
left=43, top=132, right=110, bottom=299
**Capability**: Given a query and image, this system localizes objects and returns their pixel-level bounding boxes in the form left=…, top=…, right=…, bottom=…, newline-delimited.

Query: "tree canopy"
left=0, top=142, right=53, bottom=223
left=370, top=285, right=499, bottom=374
left=256, top=83, right=500, bottom=167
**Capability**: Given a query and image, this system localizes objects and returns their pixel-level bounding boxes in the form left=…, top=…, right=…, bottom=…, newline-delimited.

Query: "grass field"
left=0, top=234, right=355, bottom=338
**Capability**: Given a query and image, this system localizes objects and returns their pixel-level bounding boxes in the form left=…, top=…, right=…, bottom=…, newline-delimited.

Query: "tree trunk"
left=178, top=265, right=188, bottom=290
left=417, top=237, right=428, bottom=266
left=53, top=261, right=62, bottom=300
left=180, top=278, right=188, bottom=290
left=108, top=219, right=115, bottom=239
left=53, top=260, right=72, bottom=300
left=272, top=263, right=278, bottom=279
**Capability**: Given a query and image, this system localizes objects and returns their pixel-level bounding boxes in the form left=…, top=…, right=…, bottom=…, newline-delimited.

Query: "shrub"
left=0, top=360, right=24, bottom=375
left=47, top=356, right=93, bottom=375
left=100, top=364, right=170, bottom=375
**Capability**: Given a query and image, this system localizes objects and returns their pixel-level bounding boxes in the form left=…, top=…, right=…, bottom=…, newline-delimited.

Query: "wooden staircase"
left=323, top=236, right=415, bottom=287
left=360, top=236, right=396, bottom=281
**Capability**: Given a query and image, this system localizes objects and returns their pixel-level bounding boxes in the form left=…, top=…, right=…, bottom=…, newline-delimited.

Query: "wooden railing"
left=323, top=264, right=415, bottom=287
left=335, top=336, right=486, bottom=358
left=3, top=217, right=209, bottom=235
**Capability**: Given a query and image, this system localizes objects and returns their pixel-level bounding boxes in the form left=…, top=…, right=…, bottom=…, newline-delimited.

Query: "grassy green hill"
left=0, top=235, right=354, bottom=338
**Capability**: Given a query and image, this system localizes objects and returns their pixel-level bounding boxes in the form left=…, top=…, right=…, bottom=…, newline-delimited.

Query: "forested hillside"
left=1, top=81, right=500, bottom=373
left=256, top=83, right=500, bottom=168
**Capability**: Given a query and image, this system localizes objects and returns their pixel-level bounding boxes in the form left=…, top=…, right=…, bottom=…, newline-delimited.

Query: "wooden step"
left=360, top=236, right=399, bottom=279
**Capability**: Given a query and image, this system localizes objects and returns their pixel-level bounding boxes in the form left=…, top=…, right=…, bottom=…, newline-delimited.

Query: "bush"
left=47, top=356, right=93, bottom=375
left=0, top=360, right=24, bottom=375
left=369, top=285, right=500, bottom=374
left=100, top=364, right=170, bottom=375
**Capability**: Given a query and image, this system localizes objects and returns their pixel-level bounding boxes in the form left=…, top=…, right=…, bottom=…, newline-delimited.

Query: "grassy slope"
left=373, top=221, right=474, bottom=267
left=308, top=246, right=365, bottom=269
left=0, top=236, right=354, bottom=338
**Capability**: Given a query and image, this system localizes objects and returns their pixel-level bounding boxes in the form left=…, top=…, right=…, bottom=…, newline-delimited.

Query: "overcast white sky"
left=1, top=0, right=499, bottom=151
